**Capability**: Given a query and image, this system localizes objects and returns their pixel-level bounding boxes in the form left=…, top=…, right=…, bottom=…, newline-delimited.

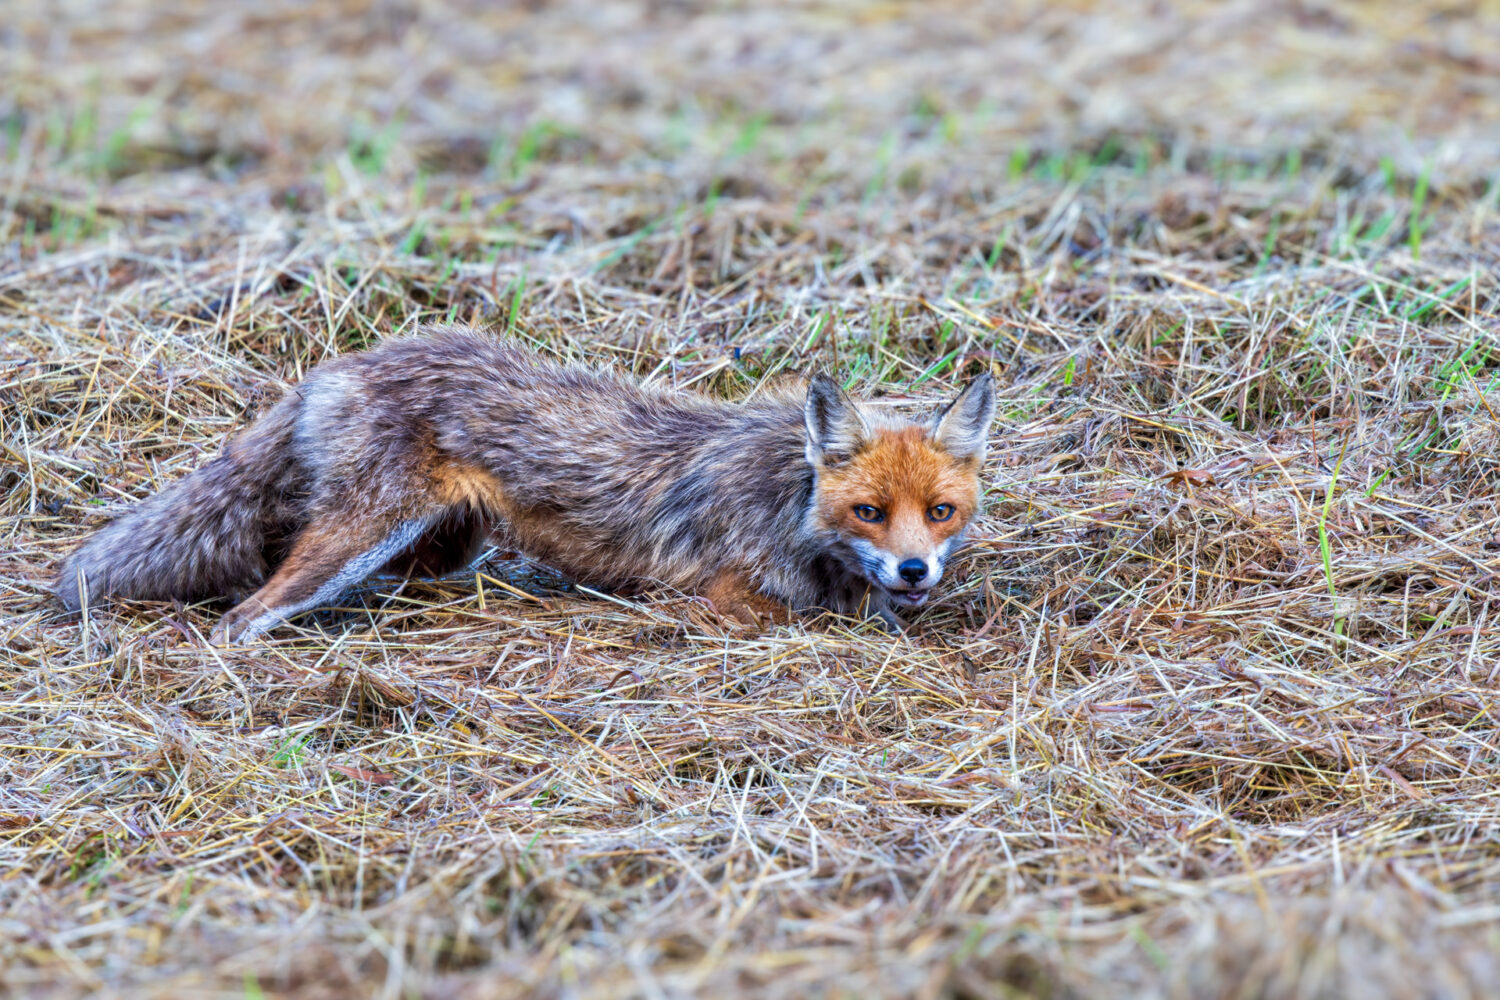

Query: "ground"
left=4, top=1, right=1500, bottom=997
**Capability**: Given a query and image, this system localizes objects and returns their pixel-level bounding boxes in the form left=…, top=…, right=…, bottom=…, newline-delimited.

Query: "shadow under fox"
left=57, top=327, right=995, bottom=641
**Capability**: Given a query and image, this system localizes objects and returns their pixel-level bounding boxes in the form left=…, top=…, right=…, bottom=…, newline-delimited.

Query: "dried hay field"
left=5, top=1, right=1500, bottom=997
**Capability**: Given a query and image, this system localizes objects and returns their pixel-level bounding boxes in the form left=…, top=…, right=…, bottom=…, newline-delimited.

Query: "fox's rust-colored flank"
left=56, top=327, right=996, bottom=641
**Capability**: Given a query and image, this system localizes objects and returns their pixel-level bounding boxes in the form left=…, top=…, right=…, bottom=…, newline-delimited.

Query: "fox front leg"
left=700, top=570, right=791, bottom=628
left=859, top=588, right=905, bottom=633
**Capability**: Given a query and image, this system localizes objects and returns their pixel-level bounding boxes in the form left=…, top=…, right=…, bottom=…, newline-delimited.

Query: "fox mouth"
left=887, top=587, right=930, bottom=608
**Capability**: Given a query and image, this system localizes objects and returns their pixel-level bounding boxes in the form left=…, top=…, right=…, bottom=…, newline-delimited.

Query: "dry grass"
left=6, top=1, right=1500, bottom=997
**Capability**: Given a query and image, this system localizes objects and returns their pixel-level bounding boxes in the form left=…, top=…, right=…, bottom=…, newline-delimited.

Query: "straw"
left=5, top=1, right=1500, bottom=997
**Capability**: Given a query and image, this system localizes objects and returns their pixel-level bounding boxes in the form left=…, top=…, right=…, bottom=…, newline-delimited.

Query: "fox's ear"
left=804, top=374, right=869, bottom=466
left=932, top=373, right=996, bottom=464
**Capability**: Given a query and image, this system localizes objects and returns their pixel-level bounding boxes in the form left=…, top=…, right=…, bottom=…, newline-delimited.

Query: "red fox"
left=56, top=327, right=995, bottom=642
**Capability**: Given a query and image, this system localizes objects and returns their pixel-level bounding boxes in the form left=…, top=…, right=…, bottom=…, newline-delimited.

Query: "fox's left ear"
left=932, top=373, right=996, bottom=463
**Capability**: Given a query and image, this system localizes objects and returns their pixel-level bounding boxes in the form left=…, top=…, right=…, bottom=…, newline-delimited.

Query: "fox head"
left=803, top=372, right=996, bottom=610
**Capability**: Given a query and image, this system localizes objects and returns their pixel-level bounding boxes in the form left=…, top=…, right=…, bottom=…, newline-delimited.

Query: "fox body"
left=57, top=327, right=995, bottom=641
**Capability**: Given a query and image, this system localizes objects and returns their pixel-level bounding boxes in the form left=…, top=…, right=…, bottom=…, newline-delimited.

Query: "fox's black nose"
left=898, top=559, right=928, bottom=585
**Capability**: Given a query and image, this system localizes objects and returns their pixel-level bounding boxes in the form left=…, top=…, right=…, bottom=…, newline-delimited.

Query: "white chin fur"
left=847, top=539, right=948, bottom=604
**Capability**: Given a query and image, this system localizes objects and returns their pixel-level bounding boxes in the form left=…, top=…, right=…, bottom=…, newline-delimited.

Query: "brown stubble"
left=11, top=1, right=1500, bottom=996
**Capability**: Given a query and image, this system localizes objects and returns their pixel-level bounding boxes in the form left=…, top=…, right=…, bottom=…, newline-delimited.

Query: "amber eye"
left=929, top=504, right=955, bottom=522
left=853, top=505, right=885, bottom=523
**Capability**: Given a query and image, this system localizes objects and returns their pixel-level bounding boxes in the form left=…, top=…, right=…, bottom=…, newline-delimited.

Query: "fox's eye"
left=929, top=504, right=955, bottom=522
left=853, top=505, right=885, bottom=523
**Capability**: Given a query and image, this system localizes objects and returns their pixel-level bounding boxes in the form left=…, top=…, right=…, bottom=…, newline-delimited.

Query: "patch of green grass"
left=1409, top=158, right=1433, bottom=260
left=271, top=731, right=314, bottom=769
left=490, top=119, right=576, bottom=180
left=348, top=113, right=405, bottom=175
left=1319, top=438, right=1349, bottom=603
left=729, top=111, right=771, bottom=158
left=591, top=215, right=661, bottom=273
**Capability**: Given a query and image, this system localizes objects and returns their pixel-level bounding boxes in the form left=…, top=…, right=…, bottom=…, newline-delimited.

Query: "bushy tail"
left=56, top=395, right=307, bottom=612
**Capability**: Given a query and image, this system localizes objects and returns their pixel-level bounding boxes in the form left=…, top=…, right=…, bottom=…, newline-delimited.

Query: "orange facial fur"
left=815, top=427, right=979, bottom=560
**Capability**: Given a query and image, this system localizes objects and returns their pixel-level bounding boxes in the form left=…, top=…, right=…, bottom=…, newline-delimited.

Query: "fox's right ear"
left=804, top=374, right=868, bottom=467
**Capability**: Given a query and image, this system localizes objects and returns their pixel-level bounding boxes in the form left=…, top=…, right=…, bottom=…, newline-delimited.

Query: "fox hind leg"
left=379, top=506, right=489, bottom=578
left=214, top=513, right=436, bottom=644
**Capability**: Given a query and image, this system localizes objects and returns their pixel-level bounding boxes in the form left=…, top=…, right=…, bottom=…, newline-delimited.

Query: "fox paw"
left=685, top=594, right=756, bottom=631
left=211, top=599, right=278, bottom=646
